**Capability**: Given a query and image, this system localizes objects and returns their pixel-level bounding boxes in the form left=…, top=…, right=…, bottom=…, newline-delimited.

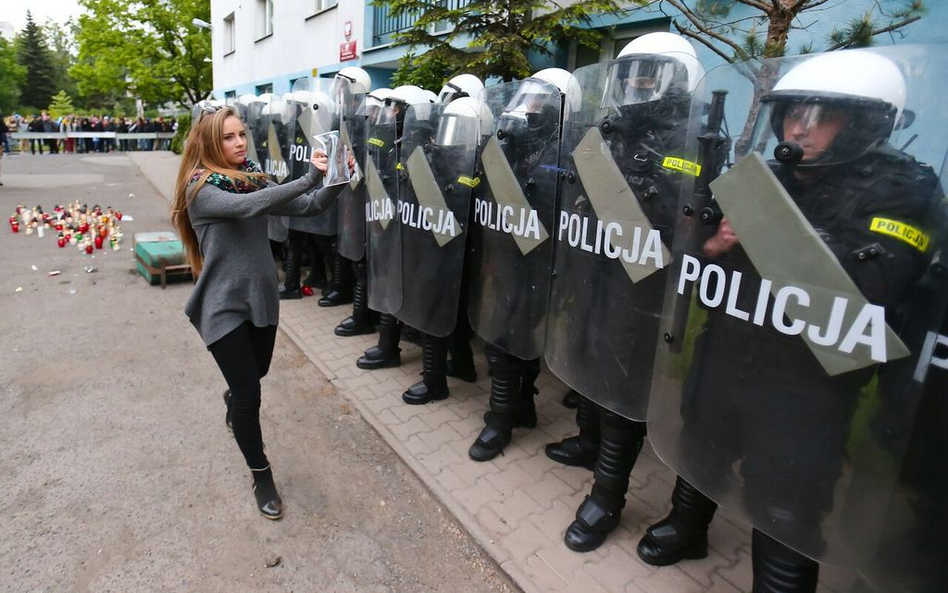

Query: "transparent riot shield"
left=285, top=79, right=339, bottom=235
left=234, top=95, right=258, bottom=167
left=395, top=102, right=478, bottom=336
left=336, top=81, right=368, bottom=261
left=467, top=78, right=563, bottom=359
left=364, top=104, right=402, bottom=313
left=544, top=57, right=693, bottom=420
left=647, top=45, right=948, bottom=581
left=248, top=94, right=289, bottom=241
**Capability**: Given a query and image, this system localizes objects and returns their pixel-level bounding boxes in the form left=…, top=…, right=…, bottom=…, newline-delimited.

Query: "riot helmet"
left=602, top=33, right=703, bottom=120
left=438, top=74, right=484, bottom=104
left=331, top=66, right=371, bottom=95
left=381, top=85, right=431, bottom=135
left=499, top=68, right=578, bottom=140
left=365, top=87, right=394, bottom=125
left=750, top=49, right=907, bottom=167
left=424, top=89, right=439, bottom=104
left=436, top=97, right=492, bottom=147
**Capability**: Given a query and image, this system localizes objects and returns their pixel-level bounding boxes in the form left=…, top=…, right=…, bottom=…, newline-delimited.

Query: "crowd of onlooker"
left=2, top=112, right=178, bottom=155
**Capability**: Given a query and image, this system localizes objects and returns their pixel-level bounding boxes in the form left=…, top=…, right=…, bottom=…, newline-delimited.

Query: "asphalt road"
left=0, top=152, right=516, bottom=592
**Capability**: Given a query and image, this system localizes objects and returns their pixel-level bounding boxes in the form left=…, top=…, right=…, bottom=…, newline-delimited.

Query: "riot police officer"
left=358, top=85, right=433, bottom=370
left=319, top=67, right=374, bottom=308
left=466, top=68, right=577, bottom=461
left=541, top=33, right=704, bottom=552
left=335, top=85, right=391, bottom=337
left=398, top=93, right=491, bottom=404
left=641, top=48, right=946, bottom=593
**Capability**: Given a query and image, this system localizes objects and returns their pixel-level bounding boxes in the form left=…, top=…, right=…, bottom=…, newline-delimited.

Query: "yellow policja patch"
left=661, top=156, right=702, bottom=177
left=368, top=137, right=385, bottom=147
left=457, top=176, right=480, bottom=188
left=870, top=217, right=930, bottom=252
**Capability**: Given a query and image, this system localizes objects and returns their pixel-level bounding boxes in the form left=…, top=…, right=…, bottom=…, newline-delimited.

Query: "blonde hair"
left=170, top=106, right=267, bottom=276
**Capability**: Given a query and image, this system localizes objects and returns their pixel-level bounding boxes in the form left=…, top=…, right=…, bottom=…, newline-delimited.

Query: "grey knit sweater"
left=185, top=166, right=343, bottom=346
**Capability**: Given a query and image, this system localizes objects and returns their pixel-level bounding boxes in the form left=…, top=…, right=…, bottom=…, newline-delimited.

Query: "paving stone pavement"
left=133, top=152, right=857, bottom=593
left=278, top=300, right=857, bottom=593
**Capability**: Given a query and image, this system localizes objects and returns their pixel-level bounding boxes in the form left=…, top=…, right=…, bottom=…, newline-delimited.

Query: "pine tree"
left=382, top=0, right=640, bottom=84
left=47, top=90, right=76, bottom=119
left=16, top=11, right=58, bottom=110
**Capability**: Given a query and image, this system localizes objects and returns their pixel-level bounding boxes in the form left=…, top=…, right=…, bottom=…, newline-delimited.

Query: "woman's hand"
left=347, top=152, right=356, bottom=176
left=703, top=217, right=739, bottom=258
left=311, top=149, right=328, bottom=174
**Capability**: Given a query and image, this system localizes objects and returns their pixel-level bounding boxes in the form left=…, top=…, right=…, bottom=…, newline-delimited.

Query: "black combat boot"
left=546, top=394, right=600, bottom=470
left=637, top=476, right=718, bottom=566
left=357, top=314, right=401, bottom=369
left=751, top=530, right=819, bottom=593
left=564, top=412, right=645, bottom=552
left=562, top=390, right=581, bottom=409
left=302, top=236, right=328, bottom=290
left=250, top=466, right=283, bottom=520
left=335, top=263, right=374, bottom=336
left=403, top=334, right=450, bottom=405
left=469, top=346, right=520, bottom=461
left=318, top=249, right=354, bottom=307
left=279, top=233, right=302, bottom=300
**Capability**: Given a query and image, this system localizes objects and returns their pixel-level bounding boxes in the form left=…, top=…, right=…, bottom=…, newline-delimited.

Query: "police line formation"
left=196, top=33, right=948, bottom=593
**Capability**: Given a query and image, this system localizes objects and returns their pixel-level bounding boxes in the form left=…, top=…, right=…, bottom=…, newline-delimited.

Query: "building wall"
left=210, top=0, right=947, bottom=98
left=210, top=0, right=367, bottom=98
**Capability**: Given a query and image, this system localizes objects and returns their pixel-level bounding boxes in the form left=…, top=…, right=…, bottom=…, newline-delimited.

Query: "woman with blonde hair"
left=171, top=104, right=351, bottom=519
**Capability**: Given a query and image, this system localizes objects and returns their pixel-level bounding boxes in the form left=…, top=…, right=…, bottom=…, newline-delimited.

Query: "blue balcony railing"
left=371, top=0, right=472, bottom=47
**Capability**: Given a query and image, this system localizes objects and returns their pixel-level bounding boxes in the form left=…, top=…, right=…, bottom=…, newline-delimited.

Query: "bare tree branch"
left=673, top=22, right=737, bottom=62
left=664, top=0, right=749, bottom=60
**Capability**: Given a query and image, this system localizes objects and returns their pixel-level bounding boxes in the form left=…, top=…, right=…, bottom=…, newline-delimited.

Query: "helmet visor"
left=504, top=79, right=555, bottom=116
left=602, top=56, right=686, bottom=110
left=751, top=97, right=870, bottom=165
left=435, top=113, right=479, bottom=147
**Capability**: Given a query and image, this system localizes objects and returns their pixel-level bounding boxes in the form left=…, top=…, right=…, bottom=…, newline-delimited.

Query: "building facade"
left=209, top=0, right=947, bottom=98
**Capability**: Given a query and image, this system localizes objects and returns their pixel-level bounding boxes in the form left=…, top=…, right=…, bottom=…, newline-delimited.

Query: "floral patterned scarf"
left=189, top=158, right=268, bottom=194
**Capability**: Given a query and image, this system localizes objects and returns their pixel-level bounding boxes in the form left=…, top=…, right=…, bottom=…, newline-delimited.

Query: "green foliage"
left=43, top=19, right=80, bottom=103
left=16, top=11, right=58, bottom=111
left=72, top=0, right=213, bottom=110
left=55, top=98, right=78, bottom=118
left=47, top=90, right=76, bottom=119
left=0, top=37, right=26, bottom=114
left=170, top=112, right=191, bottom=155
left=391, top=52, right=455, bottom=91
left=381, top=0, right=638, bottom=83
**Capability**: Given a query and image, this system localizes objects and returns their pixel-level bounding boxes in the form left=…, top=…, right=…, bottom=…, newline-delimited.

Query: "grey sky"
left=5, top=0, right=85, bottom=31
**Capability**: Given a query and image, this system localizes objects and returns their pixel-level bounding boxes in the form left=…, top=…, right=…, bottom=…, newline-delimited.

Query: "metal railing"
left=10, top=132, right=175, bottom=140
left=371, top=0, right=472, bottom=47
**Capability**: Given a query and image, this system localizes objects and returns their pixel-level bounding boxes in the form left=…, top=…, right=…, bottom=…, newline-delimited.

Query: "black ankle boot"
left=357, top=314, right=401, bottom=369
left=223, top=389, right=233, bottom=432
left=469, top=415, right=513, bottom=461
left=250, top=467, right=283, bottom=520
left=562, top=389, right=581, bottom=409
left=564, top=494, right=623, bottom=552
left=546, top=436, right=599, bottom=470
left=638, top=477, right=717, bottom=566
left=335, top=275, right=373, bottom=336
left=403, top=335, right=449, bottom=405
left=318, top=288, right=353, bottom=307
left=546, top=395, right=600, bottom=469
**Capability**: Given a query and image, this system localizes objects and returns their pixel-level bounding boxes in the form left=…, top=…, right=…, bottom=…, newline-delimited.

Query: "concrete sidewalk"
left=132, top=151, right=850, bottom=593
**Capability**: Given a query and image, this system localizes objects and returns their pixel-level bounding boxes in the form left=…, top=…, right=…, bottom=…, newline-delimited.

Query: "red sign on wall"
left=340, top=40, right=358, bottom=61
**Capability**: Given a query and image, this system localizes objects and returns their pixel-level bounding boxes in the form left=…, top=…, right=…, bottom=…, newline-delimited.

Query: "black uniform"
left=648, top=146, right=944, bottom=588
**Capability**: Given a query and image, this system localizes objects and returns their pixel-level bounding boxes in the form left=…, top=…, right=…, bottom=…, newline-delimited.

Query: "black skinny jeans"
left=208, top=322, right=278, bottom=471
